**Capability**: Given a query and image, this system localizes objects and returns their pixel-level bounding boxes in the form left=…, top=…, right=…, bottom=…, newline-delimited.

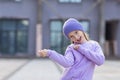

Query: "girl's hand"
left=73, top=45, right=80, bottom=50
left=38, top=49, right=48, bottom=57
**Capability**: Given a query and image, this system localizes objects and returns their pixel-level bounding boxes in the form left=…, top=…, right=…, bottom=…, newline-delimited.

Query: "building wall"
left=42, top=0, right=100, bottom=49
left=42, top=0, right=120, bottom=57
left=104, top=0, right=120, bottom=20
left=1, top=0, right=119, bottom=57
left=104, top=0, right=120, bottom=57
left=0, top=0, right=38, bottom=56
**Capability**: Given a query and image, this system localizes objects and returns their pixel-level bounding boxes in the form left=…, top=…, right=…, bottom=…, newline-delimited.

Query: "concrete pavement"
left=0, top=59, right=29, bottom=80
left=0, top=58, right=120, bottom=80
left=7, top=59, right=61, bottom=80
left=93, top=60, right=120, bottom=80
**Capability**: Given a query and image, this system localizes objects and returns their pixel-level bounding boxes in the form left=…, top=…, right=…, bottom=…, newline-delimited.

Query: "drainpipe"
left=98, top=0, right=105, bottom=51
left=36, top=0, right=42, bottom=56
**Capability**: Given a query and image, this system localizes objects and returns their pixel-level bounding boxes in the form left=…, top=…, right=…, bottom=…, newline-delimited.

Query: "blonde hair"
left=83, top=32, right=90, bottom=41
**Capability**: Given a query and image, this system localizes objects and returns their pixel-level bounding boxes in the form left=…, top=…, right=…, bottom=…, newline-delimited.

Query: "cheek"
left=81, top=35, right=86, bottom=40
left=70, top=40, right=73, bottom=43
left=70, top=39, right=75, bottom=43
left=70, top=39, right=74, bottom=42
left=80, top=35, right=83, bottom=39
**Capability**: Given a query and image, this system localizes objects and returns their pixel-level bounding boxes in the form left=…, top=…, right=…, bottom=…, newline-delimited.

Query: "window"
left=0, top=0, right=22, bottom=2
left=50, top=20, right=70, bottom=54
left=79, top=21, right=90, bottom=35
left=59, top=0, right=82, bottom=3
left=15, top=0, right=21, bottom=2
left=0, top=19, right=28, bottom=55
left=50, top=20, right=62, bottom=53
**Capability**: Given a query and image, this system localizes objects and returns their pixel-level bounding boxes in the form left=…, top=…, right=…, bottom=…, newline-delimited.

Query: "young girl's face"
left=68, top=30, right=87, bottom=44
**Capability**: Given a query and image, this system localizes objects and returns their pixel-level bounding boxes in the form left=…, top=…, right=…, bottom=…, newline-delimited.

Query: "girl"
left=38, top=18, right=105, bottom=80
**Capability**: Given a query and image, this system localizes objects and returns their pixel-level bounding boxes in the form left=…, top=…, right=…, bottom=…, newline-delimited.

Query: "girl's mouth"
left=75, top=36, right=82, bottom=44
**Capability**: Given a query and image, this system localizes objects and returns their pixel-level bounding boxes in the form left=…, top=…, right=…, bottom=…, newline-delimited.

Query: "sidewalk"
left=0, top=58, right=120, bottom=80
left=0, top=58, right=29, bottom=80
left=0, top=59, right=61, bottom=80
left=93, top=60, right=120, bottom=80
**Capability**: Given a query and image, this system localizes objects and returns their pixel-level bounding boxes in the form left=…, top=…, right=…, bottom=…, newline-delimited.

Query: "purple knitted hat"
left=63, top=18, right=84, bottom=39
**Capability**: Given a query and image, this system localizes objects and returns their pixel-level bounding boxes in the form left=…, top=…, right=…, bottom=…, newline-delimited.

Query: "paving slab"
left=7, top=59, right=61, bottom=80
left=93, top=60, right=120, bottom=80
left=0, top=59, right=29, bottom=80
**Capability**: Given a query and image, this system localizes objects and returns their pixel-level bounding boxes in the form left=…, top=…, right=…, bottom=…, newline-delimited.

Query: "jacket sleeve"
left=76, top=42, right=105, bottom=66
left=47, top=47, right=74, bottom=68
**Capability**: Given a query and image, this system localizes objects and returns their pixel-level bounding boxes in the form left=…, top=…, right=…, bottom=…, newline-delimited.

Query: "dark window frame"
left=0, top=18, right=29, bottom=55
left=49, top=19, right=63, bottom=53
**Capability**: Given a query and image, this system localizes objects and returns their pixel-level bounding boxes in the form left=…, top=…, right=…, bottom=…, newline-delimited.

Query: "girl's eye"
left=70, top=36, right=74, bottom=40
left=75, top=31, right=78, bottom=34
left=70, top=36, right=73, bottom=38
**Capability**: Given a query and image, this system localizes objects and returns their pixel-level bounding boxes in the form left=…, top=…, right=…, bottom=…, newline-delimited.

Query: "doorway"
left=105, top=20, right=118, bottom=56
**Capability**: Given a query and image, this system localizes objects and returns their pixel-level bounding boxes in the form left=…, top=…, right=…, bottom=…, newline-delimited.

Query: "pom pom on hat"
left=63, top=18, right=84, bottom=39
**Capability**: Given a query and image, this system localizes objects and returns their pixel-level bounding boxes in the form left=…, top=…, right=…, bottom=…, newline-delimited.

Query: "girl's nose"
left=73, top=36, right=79, bottom=42
left=74, top=35, right=79, bottom=40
